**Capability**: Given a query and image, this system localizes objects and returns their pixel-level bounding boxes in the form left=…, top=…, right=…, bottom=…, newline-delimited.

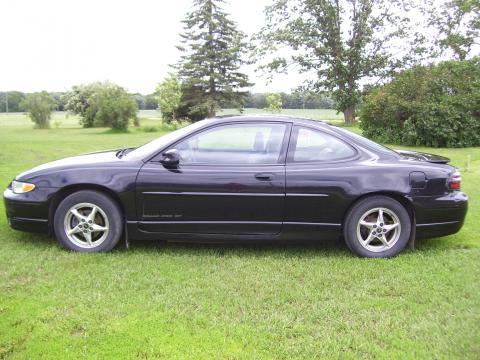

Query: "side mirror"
left=160, top=149, right=180, bottom=168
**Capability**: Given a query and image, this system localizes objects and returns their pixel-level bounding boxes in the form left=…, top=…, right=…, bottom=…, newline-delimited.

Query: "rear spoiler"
left=395, top=150, right=450, bottom=164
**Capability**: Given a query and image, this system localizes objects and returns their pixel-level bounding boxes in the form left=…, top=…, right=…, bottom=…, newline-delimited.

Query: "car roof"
left=207, top=114, right=331, bottom=128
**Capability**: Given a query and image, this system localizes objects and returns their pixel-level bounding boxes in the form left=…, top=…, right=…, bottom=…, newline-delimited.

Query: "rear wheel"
left=344, top=196, right=411, bottom=258
left=54, top=190, right=123, bottom=252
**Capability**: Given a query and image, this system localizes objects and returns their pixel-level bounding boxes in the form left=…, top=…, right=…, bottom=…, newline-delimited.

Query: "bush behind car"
left=360, top=58, right=480, bottom=148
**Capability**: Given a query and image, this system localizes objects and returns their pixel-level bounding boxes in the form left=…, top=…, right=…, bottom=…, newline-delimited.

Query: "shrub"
left=139, top=120, right=190, bottom=133
left=63, top=83, right=100, bottom=128
left=93, top=84, right=138, bottom=131
left=265, top=93, right=282, bottom=113
left=156, top=73, right=182, bottom=123
left=64, top=82, right=138, bottom=130
left=169, top=119, right=190, bottom=130
left=360, top=58, right=480, bottom=147
left=21, top=91, right=56, bottom=129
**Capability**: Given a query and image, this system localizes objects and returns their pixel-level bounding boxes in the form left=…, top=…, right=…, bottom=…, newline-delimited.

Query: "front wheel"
left=344, top=196, right=411, bottom=258
left=54, top=190, right=123, bottom=252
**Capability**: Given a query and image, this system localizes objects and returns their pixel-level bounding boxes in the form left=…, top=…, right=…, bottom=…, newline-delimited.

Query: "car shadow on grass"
left=122, top=232, right=477, bottom=257
left=8, top=228, right=473, bottom=258
left=128, top=238, right=357, bottom=259
left=4, top=228, right=349, bottom=257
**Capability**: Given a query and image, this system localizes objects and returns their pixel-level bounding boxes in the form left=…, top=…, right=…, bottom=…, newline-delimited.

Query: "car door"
left=136, top=121, right=291, bottom=235
left=284, top=125, right=359, bottom=238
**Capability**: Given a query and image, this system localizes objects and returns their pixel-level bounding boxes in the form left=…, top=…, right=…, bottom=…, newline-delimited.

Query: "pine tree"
left=176, top=0, right=252, bottom=118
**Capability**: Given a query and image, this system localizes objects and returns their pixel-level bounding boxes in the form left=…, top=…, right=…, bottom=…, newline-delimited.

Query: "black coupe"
left=3, top=116, right=468, bottom=257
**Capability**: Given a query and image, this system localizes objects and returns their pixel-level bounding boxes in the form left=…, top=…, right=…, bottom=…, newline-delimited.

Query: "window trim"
left=286, top=125, right=359, bottom=164
left=151, top=121, right=293, bottom=167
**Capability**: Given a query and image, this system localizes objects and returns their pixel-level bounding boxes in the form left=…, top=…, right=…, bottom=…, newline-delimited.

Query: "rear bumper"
left=3, top=187, right=54, bottom=234
left=413, top=191, right=468, bottom=239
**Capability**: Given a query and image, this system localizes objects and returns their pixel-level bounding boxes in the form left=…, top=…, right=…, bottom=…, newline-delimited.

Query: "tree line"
left=0, top=89, right=334, bottom=113
left=0, top=91, right=335, bottom=117
left=0, top=91, right=158, bottom=113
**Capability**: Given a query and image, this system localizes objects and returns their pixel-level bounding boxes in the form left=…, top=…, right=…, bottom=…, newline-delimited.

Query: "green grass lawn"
left=0, top=112, right=479, bottom=359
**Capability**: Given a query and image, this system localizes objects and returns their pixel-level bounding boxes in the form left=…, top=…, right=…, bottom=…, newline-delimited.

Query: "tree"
left=243, top=91, right=334, bottom=109
left=156, top=73, right=182, bottom=122
left=133, top=93, right=146, bottom=110
left=0, top=91, right=26, bottom=113
left=64, top=82, right=138, bottom=130
left=424, top=0, right=480, bottom=60
left=265, top=93, right=282, bottom=113
left=50, top=92, right=67, bottom=111
left=256, top=0, right=423, bottom=124
left=244, top=93, right=267, bottom=108
left=21, top=91, right=56, bottom=129
left=144, top=94, right=159, bottom=110
left=175, top=84, right=210, bottom=121
left=176, top=0, right=252, bottom=118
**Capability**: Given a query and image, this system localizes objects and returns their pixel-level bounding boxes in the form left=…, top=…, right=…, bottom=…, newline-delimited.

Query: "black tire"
left=54, top=190, right=123, bottom=252
left=343, top=196, right=411, bottom=258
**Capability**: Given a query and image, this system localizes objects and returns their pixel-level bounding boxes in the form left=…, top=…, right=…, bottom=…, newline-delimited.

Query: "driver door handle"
left=255, top=173, right=274, bottom=181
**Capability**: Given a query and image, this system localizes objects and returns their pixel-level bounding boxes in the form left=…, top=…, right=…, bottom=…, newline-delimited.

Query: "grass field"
left=0, top=111, right=479, bottom=359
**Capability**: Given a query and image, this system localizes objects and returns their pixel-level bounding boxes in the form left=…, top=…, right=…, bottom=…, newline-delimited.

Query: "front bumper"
left=413, top=191, right=468, bottom=239
left=3, top=187, right=56, bottom=234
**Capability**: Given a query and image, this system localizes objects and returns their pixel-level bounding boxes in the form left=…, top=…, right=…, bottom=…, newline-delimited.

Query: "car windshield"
left=334, top=126, right=398, bottom=155
left=124, top=119, right=213, bottom=160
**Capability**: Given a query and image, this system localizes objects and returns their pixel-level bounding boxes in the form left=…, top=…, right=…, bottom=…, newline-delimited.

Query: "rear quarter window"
left=289, top=126, right=356, bottom=163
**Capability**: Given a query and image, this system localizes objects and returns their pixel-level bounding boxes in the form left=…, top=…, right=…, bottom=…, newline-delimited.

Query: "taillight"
left=449, top=171, right=461, bottom=190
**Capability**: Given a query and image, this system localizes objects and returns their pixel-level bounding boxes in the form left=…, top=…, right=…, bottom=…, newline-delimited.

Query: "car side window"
left=289, top=126, right=356, bottom=163
left=174, top=123, right=287, bottom=165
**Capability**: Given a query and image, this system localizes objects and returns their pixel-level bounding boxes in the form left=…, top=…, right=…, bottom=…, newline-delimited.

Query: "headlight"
left=12, top=181, right=36, bottom=194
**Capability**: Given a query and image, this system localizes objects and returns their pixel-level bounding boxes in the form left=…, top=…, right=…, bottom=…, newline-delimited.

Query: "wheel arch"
left=343, top=191, right=415, bottom=231
left=48, top=184, right=125, bottom=235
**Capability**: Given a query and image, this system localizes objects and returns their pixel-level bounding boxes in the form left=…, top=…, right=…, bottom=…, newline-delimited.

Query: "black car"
left=3, top=116, right=468, bottom=257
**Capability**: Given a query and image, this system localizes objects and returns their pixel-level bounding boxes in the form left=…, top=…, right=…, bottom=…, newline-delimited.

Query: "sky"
left=0, top=0, right=300, bottom=94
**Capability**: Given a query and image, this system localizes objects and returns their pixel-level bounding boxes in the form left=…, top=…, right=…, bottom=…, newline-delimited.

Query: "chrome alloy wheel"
left=63, top=202, right=110, bottom=249
left=356, top=207, right=401, bottom=252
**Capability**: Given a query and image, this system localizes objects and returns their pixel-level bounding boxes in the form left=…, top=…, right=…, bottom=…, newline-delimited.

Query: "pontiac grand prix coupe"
left=4, top=116, right=468, bottom=257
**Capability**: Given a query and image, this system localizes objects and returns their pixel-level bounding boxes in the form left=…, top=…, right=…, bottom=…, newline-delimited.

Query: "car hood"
left=16, top=150, right=121, bottom=181
left=395, top=150, right=450, bottom=164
